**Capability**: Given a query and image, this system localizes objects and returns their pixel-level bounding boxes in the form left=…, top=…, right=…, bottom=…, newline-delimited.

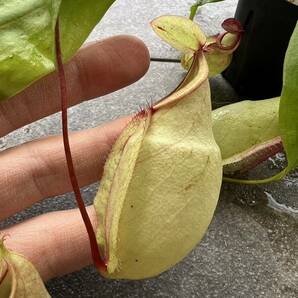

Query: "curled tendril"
left=204, top=18, right=243, bottom=52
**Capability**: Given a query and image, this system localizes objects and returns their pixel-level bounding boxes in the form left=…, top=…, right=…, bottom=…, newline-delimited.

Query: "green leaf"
left=190, top=0, right=225, bottom=20
left=59, top=0, right=115, bottom=61
left=279, top=22, right=298, bottom=175
left=0, top=0, right=115, bottom=101
left=94, top=53, right=222, bottom=279
left=0, top=239, right=50, bottom=297
left=0, top=0, right=60, bottom=101
left=151, top=15, right=206, bottom=53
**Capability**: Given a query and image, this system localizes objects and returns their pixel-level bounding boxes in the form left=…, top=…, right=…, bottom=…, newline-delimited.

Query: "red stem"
left=54, top=20, right=106, bottom=272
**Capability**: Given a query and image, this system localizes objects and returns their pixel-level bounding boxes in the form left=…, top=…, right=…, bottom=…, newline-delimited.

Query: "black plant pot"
left=223, top=0, right=298, bottom=100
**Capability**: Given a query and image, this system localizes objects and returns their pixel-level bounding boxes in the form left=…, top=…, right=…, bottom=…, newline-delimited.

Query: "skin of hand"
left=0, top=35, right=150, bottom=281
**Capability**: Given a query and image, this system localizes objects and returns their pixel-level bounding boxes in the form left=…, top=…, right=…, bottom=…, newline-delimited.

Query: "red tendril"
left=54, top=19, right=106, bottom=273
left=204, top=18, right=244, bottom=52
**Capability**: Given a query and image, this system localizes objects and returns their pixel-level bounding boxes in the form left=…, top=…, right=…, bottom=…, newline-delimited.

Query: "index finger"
left=0, top=35, right=150, bottom=137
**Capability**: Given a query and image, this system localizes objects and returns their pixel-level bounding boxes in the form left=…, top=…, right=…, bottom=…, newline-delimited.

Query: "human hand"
left=0, top=35, right=149, bottom=281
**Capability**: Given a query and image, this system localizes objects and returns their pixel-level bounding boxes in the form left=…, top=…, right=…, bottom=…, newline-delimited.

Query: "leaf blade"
left=279, top=22, right=298, bottom=174
left=0, top=0, right=115, bottom=101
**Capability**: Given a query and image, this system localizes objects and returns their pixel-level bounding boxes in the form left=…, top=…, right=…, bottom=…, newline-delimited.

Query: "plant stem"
left=54, top=19, right=106, bottom=272
left=190, top=1, right=200, bottom=21
left=223, top=169, right=285, bottom=185
left=150, top=57, right=180, bottom=63
left=189, top=0, right=225, bottom=20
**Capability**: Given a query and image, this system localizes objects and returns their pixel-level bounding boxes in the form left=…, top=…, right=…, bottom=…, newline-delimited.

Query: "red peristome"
left=240, top=137, right=284, bottom=173
left=224, top=137, right=284, bottom=175
left=54, top=20, right=106, bottom=273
